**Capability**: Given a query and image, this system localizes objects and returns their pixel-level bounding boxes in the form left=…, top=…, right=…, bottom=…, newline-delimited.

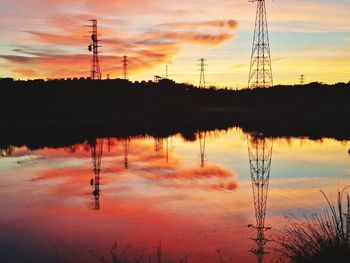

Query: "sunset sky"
left=0, top=0, right=349, bottom=87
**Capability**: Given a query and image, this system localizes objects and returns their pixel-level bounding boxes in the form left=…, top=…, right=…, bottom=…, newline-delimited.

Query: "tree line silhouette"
left=0, top=78, right=349, bottom=148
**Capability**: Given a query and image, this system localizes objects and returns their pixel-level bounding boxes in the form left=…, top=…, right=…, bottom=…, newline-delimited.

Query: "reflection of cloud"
left=29, top=138, right=238, bottom=194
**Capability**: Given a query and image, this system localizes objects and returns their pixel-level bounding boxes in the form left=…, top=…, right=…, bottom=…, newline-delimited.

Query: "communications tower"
left=247, top=134, right=273, bottom=262
left=248, top=0, right=273, bottom=88
left=88, top=19, right=101, bottom=80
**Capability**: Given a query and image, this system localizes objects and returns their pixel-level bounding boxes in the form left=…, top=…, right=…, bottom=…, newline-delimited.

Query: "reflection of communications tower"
left=247, top=134, right=273, bottom=263
left=154, top=138, right=164, bottom=152
left=122, top=55, right=128, bottom=80
left=199, top=131, right=207, bottom=167
left=90, top=138, right=104, bottom=210
left=248, top=0, right=273, bottom=88
left=198, top=58, right=207, bottom=88
left=88, top=19, right=101, bottom=80
left=123, top=138, right=130, bottom=169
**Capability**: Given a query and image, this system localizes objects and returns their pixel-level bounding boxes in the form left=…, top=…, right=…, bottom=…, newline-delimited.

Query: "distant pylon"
left=166, top=64, right=168, bottom=79
left=122, top=55, right=128, bottom=80
left=87, top=19, right=101, bottom=80
left=247, top=134, right=273, bottom=263
left=198, top=58, right=207, bottom=88
left=248, top=0, right=273, bottom=88
left=300, top=74, right=305, bottom=85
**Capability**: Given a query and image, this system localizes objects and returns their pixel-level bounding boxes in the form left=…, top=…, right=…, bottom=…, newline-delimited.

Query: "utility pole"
left=87, top=19, right=101, bottom=80
left=248, top=0, right=273, bottom=88
left=198, top=58, right=207, bottom=88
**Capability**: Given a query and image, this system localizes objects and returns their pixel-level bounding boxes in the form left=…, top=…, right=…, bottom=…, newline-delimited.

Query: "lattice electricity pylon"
left=90, top=138, right=104, bottom=210
left=197, top=58, right=207, bottom=88
left=300, top=74, right=305, bottom=85
left=154, top=138, right=164, bottom=152
left=247, top=134, right=273, bottom=263
left=198, top=131, right=207, bottom=167
left=87, top=19, right=101, bottom=80
left=122, top=55, right=128, bottom=80
left=248, top=0, right=273, bottom=89
left=123, top=138, right=130, bottom=169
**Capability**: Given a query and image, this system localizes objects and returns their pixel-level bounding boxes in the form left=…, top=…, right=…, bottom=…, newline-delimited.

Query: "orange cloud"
left=159, top=20, right=238, bottom=30
left=141, top=31, right=233, bottom=46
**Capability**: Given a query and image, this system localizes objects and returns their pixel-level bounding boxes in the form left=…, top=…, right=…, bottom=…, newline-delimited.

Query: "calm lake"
left=0, top=128, right=349, bottom=263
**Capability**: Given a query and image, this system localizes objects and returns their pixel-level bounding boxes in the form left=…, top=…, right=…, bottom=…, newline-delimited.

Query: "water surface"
left=0, top=128, right=349, bottom=262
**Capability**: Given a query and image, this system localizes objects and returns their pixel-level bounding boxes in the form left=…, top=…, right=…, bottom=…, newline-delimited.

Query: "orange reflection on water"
left=0, top=130, right=349, bottom=262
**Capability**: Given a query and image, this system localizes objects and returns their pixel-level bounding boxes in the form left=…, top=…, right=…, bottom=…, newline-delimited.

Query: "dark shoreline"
left=0, top=78, right=349, bottom=148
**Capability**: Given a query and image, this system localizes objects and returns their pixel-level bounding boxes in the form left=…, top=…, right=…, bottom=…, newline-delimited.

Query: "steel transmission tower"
left=247, top=134, right=273, bottom=263
left=248, top=0, right=273, bottom=88
left=90, top=138, right=104, bottom=210
left=88, top=19, right=101, bottom=80
left=300, top=74, right=305, bottom=85
left=198, top=58, right=207, bottom=88
left=122, top=55, right=128, bottom=80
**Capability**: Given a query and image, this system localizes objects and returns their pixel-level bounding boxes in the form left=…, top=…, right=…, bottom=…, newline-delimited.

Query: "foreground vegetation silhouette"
left=278, top=187, right=350, bottom=263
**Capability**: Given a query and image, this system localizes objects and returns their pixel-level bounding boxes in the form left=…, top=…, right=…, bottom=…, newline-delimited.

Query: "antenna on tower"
left=87, top=19, right=101, bottom=80
left=248, top=0, right=273, bottom=88
left=122, top=55, right=128, bottom=80
left=247, top=133, right=273, bottom=263
left=300, top=74, right=305, bottom=85
left=198, top=58, right=207, bottom=88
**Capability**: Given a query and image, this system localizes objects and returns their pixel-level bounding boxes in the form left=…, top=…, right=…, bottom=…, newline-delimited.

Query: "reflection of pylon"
left=90, top=138, right=104, bottom=210
left=123, top=138, right=130, bottom=169
left=199, top=131, right=207, bottom=167
left=87, top=19, right=101, bottom=80
left=248, top=0, right=273, bottom=88
left=166, top=137, right=169, bottom=163
left=122, top=55, right=128, bottom=80
left=247, top=134, right=273, bottom=263
left=154, top=138, right=164, bottom=152
left=198, top=58, right=207, bottom=88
